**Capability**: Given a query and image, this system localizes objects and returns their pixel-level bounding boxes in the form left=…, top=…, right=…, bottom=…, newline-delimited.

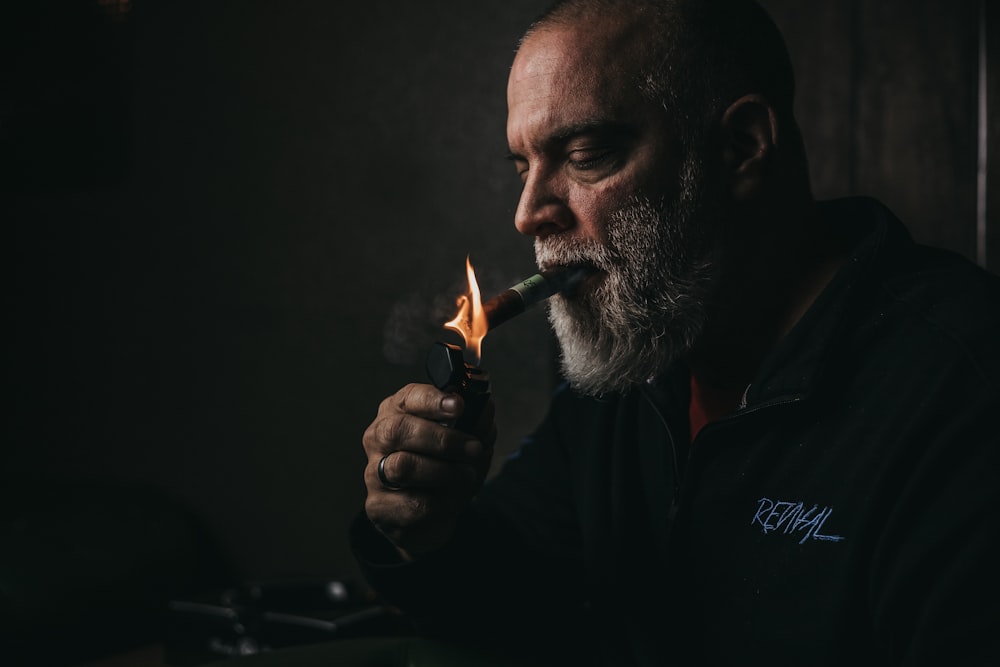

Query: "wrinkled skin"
left=362, top=384, right=496, bottom=558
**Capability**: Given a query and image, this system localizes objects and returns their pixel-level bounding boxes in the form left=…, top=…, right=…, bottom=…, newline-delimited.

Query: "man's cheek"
left=574, top=184, right=632, bottom=241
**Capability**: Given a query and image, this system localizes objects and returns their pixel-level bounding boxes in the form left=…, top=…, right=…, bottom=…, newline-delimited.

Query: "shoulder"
left=827, top=197, right=1000, bottom=392
left=878, top=240, right=1000, bottom=391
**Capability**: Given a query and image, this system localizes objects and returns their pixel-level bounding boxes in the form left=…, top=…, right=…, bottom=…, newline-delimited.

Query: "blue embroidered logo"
left=751, top=497, right=845, bottom=545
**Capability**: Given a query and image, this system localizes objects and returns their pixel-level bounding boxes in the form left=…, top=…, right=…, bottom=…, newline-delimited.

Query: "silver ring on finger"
left=377, top=453, right=403, bottom=491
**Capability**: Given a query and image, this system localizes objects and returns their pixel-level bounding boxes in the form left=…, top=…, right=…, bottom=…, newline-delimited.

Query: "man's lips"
left=574, top=269, right=606, bottom=293
left=544, top=263, right=605, bottom=298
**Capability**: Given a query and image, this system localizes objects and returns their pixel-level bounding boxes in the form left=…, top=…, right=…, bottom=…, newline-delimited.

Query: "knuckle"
left=390, top=451, right=414, bottom=481
left=434, top=427, right=454, bottom=454
left=374, top=414, right=407, bottom=445
left=399, top=382, right=444, bottom=416
left=396, top=383, right=424, bottom=412
left=364, top=495, right=383, bottom=520
left=403, top=493, right=431, bottom=518
left=362, top=422, right=381, bottom=449
left=379, top=383, right=420, bottom=416
left=376, top=393, right=398, bottom=416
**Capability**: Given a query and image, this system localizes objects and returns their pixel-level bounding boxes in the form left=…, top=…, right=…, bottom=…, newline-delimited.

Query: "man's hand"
left=361, top=383, right=496, bottom=559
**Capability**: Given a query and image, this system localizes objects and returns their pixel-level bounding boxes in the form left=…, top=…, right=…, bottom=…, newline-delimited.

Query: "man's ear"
left=720, top=94, right=779, bottom=200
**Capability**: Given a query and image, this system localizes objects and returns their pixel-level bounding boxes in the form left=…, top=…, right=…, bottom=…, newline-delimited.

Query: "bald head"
left=520, top=0, right=797, bottom=150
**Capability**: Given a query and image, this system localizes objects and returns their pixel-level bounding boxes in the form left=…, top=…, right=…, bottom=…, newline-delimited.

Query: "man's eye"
left=568, top=150, right=615, bottom=170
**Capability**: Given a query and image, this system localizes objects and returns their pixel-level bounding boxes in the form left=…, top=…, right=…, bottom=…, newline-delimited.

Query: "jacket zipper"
left=640, top=388, right=804, bottom=522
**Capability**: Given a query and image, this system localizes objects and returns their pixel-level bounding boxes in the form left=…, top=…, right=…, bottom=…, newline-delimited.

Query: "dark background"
left=3, top=0, right=998, bottom=661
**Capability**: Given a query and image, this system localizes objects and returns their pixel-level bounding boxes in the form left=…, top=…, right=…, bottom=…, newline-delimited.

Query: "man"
left=352, top=0, right=999, bottom=664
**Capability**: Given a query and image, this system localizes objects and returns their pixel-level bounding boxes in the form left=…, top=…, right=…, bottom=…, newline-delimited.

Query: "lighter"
left=425, top=341, right=491, bottom=433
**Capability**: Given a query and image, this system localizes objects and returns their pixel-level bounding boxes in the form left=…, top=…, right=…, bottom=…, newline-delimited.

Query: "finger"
left=364, top=412, right=482, bottom=460
left=379, top=383, right=465, bottom=422
left=370, top=450, right=482, bottom=493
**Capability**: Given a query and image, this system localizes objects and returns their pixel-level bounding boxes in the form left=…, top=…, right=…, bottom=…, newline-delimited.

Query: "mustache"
left=534, top=236, right=614, bottom=273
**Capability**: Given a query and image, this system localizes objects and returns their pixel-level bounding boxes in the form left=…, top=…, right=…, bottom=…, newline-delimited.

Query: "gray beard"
left=535, top=158, right=718, bottom=396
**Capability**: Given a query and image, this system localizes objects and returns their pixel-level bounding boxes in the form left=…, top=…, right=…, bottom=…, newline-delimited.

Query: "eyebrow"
left=506, top=120, right=638, bottom=162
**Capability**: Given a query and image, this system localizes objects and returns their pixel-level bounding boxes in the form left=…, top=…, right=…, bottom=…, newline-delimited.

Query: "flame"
left=444, top=255, right=488, bottom=364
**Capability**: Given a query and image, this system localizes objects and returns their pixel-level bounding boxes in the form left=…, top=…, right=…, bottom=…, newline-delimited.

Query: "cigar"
left=425, top=265, right=588, bottom=433
left=483, top=265, right=590, bottom=331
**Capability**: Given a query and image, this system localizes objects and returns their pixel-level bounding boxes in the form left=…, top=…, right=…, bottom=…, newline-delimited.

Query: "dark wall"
left=5, top=0, right=997, bottom=592
left=765, top=0, right=996, bottom=264
left=5, top=0, right=555, bottom=587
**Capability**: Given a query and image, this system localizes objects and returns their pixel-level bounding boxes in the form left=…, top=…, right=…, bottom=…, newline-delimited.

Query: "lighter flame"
left=444, top=255, right=488, bottom=364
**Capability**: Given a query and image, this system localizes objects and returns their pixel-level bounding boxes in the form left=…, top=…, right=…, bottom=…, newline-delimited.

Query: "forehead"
left=507, top=19, right=654, bottom=143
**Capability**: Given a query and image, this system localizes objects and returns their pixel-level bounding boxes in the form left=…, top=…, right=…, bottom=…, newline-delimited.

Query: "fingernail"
left=441, top=395, right=459, bottom=414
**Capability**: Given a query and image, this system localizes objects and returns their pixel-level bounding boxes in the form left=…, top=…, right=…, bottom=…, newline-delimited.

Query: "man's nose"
left=514, top=172, right=573, bottom=239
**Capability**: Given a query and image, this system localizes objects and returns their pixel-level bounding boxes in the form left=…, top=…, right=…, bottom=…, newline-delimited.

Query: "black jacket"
left=352, top=197, right=1000, bottom=665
